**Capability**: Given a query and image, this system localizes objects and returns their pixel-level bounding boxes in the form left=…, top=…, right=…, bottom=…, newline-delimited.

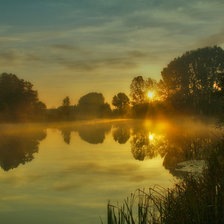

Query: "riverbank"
left=106, top=141, right=224, bottom=224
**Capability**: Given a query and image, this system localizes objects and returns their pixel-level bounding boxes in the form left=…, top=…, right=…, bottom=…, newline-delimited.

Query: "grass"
left=105, top=141, right=224, bottom=224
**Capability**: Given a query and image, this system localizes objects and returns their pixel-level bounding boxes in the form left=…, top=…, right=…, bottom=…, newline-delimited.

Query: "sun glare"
left=149, top=134, right=154, bottom=140
left=147, top=91, right=154, bottom=99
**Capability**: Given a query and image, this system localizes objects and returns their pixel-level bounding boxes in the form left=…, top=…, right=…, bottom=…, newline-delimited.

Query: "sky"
left=0, top=0, right=224, bottom=107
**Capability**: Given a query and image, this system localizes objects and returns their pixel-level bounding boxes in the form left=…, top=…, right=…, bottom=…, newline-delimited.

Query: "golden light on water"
left=147, top=91, right=154, bottom=99
left=149, top=134, right=154, bottom=140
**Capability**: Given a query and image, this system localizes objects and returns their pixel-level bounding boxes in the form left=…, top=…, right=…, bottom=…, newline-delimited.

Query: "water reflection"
left=0, top=120, right=221, bottom=175
left=113, top=124, right=130, bottom=144
left=162, top=133, right=215, bottom=175
left=77, top=123, right=111, bottom=144
left=58, top=123, right=112, bottom=145
left=0, top=127, right=46, bottom=171
left=58, top=121, right=220, bottom=176
left=60, top=128, right=72, bottom=144
left=0, top=120, right=221, bottom=224
left=116, top=120, right=219, bottom=175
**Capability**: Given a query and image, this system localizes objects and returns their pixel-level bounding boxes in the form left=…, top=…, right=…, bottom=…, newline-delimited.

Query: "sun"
left=147, top=91, right=154, bottom=99
left=149, top=134, right=154, bottom=140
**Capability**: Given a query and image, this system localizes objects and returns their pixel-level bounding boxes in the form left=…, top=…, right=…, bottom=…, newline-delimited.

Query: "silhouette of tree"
left=130, top=76, right=145, bottom=105
left=63, top=96, right=70, bottom=107
left=130, top=76, right=161, bottom=104
left=145, top=77, right=157, bottom=95
left=77, top=92, right=111, bottom=118
left=157, top=80, right=168, bottom=101
left=0, top=129, right=46, bottom=171
left=58, top=96, right=73, bottom=120
left=112, top=92, right=130, bottom=116
left=161, top=46, right=224, bottom=115
left=0, top=73, right=46, bottom=121
left=129, top=76, right=167, bottom=118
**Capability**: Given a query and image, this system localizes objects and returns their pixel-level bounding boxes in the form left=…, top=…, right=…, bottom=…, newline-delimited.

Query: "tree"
left=130, top=76, right=161, bottom=104
left=77, top=92, right=111, bottom=118
left=63, top=96, right=70, bottom=107
left=58, top=96, right=72, bottom=120
left=130, top=76, right=145, bottom=105
left=161, top=46, right=224, bottom=115
left=130, top=76, right=166, bottom=117
left=145, top=77, right=157, bottom=93
left=112, top=92, right=130, bottom=115
left=0, top=73, right=46, bottom=121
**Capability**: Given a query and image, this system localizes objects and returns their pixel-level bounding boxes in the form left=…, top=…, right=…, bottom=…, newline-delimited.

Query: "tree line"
left=0, top=46, right=224, bottom=122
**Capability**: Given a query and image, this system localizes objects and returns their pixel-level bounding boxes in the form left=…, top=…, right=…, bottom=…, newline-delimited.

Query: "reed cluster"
left=106, top=142, right=224, bottom=224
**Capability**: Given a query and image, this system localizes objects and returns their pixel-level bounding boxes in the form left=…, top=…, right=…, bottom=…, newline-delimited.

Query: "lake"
left=0, top=119, right=221, bottom=224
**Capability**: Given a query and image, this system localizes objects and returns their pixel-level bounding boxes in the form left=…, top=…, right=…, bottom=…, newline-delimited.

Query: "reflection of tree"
left=77, top=123, right=112, bottom=144
left=131, top=133, right=157, bottom=161
left=60, top=129, right=71, bottom=144
left=0, top=129, right=46, bottom=171
left=131, top=134, right=148, bottom=161
left=129, top=124, right=218, bottom=177
left=113, top=126, right=130, bottom=144
left=162, top=135, right=214, bottom=175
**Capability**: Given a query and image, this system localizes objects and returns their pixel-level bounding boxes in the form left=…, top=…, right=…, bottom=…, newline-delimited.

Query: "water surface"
left=0, top=119, right=220, bottom=224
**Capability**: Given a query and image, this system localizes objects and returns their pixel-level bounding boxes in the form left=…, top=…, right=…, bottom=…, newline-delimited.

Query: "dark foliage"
left=161, top=46, right=224, bottom=115
left=0, top=73, right=46, bottom=121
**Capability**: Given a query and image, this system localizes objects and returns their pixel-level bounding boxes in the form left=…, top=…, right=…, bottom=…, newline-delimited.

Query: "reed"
left=106, top=142, right=224, bottom=224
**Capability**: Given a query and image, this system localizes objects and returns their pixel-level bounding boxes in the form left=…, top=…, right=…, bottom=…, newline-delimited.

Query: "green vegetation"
left=106, top=141, right=224, bottom=224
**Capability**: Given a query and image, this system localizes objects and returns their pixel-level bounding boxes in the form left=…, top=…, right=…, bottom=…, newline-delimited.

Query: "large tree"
left=130, top=76, right=145, bottom=104
left=130, top=76, right=160, bottom=105
left=76, top=92, right=111, bottom=118
left=161, top=46, right=224, bottom=115
left=0, top=73, right=46, bottom=121
left=112, top=92, right=130, bottom=115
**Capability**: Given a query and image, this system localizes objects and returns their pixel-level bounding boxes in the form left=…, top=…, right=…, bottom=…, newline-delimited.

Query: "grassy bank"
left=106, top=141, right=224, bottom=224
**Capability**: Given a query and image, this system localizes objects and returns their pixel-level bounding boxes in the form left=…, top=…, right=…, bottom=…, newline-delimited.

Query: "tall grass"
left=106, top=142, right=224, bottom=224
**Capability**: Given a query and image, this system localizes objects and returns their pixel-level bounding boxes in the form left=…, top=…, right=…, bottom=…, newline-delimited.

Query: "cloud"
left=0, top=0, right=224, bottom=107
left=0, top=37, right=21, bottom=41
left=50, top=44, right=91, bottom=56
left=53, top=183, right=83, bottom=191
left=0, top=50, right=42, bottom=66
left=54, top=55, right=140, bottom=71
left=60, top=162, right=140, bottom=177
left=0, top=47, right=147, bottom=71
left=197, top=29, right=224, bottom=47
left=0, top=50, right=21, bottom=65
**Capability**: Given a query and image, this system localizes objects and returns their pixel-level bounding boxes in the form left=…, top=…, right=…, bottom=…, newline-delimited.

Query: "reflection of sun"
left=147, top=91, right=154, bottom=99
left=149, top=134, right=154, bottom=140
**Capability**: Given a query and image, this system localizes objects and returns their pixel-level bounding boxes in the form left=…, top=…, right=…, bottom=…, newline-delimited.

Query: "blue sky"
left=0, top=0, right=224, bottom=107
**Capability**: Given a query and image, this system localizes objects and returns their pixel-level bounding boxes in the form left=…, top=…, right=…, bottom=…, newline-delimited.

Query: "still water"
left=0, top=119, right=221, bottom=224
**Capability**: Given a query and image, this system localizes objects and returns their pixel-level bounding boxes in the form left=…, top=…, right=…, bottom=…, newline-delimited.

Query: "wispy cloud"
left=197, top=29, right=224, bottom=47
left=0, top=0, right=223, bottom=106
